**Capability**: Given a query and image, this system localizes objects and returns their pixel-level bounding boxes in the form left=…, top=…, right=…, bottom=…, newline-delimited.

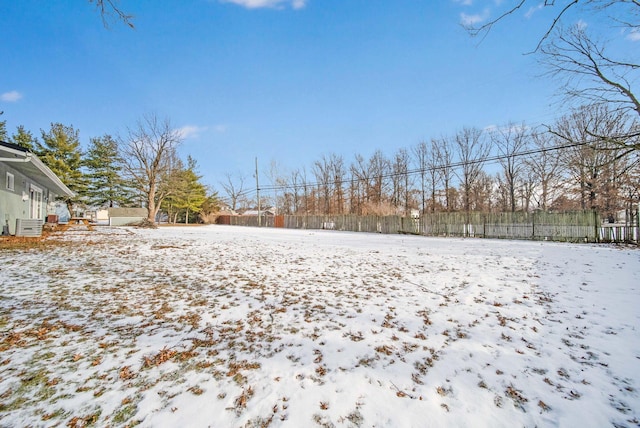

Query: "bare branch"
left=89, top=0, right=134, bottom=28
left=465, top=0, right=526, bottom=38
left=531, top=0, right=579, bottom=53
left=540, top=25, right=640, bottom=117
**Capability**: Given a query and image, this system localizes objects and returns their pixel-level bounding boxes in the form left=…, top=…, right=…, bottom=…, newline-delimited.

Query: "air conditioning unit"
left=15, top=219, right=43, bottom=237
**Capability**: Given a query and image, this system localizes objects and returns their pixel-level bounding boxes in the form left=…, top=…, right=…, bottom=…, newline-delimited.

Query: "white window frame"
left=6, top=172, right=14, bottom=191
left=29, top=184, right=43, bottom=220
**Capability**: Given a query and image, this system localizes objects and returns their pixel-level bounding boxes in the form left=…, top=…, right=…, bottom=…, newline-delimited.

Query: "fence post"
left=636, top=207, right=639, bottom=244
left=482, top=213, right=485, bottom=238
left=532, top=211, right=535, bottom=240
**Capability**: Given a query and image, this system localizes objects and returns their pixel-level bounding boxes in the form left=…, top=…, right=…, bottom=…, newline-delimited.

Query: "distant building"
left=218, top=204, right=238, bottom=216
left=241, top=209, right=276, bottom=216
left=108, top=207, right=149, bottom=226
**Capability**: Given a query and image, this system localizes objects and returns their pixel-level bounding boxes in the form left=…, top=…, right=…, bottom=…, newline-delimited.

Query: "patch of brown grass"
left=232, top=386, right=254, bottom=415
left=227, top=360, right=261, bottom=377
left=0, top=234, right=68, bottom=250
left=141, top=347, right=177, bottom=369
left=375, top=345, right=394, bottom=356
left=119, top=366, right=136, bottom=381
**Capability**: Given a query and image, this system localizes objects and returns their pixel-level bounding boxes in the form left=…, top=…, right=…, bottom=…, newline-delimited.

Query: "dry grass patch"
left=142, top=347, right=178, bottom=369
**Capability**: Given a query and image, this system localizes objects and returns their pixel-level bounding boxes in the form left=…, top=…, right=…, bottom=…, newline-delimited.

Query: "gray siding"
left=0, top=162, right=55, bottom=235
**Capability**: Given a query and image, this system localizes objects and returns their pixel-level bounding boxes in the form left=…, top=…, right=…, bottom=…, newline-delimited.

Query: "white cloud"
left=1, top=91, right=23, bottom=102
left=213, top=124, right=228, bottom=133
left=220, top=0, right=306, bottom=9
left=453, top=0, right=473, bottom=6
left=176, top=125, right=207, bottom=140
left=575, top=19, right=588, bottom=30
left=291, top=0, right=305, bottom=9
left=524, top=3, right=543, bottom=19
left=627, top=30, right=640, bottom=42
left=460, top=9, right=489, bottom=27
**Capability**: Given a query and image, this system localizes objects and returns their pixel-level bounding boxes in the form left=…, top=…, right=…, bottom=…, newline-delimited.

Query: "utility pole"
left=255, top=157, right=261, bottom=227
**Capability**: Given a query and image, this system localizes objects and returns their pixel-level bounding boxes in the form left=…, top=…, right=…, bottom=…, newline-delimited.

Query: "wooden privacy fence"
left=219, top=211, right=638, bottom=244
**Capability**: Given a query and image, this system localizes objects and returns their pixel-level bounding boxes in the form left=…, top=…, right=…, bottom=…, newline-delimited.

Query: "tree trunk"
left=66, top=199, right=74, bottom=219
left=147, top=186, right=156, bottom=223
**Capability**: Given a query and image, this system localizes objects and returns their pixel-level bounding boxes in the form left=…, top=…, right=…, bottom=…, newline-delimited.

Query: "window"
left=6, top=172, right=14, bottom=191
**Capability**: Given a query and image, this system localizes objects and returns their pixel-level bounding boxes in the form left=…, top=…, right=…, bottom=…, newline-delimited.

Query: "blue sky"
left=0, top=0, right=632, bottom=194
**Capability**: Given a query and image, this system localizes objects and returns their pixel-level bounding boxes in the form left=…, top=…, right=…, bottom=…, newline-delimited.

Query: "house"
left=0, top=141, right=74, bottom=235
left=241, top=209, right=276, bottom=217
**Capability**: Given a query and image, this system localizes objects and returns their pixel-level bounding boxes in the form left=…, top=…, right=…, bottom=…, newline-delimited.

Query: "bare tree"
left=329, top=153, right=346, bottom=214
left=220, top=172, right=245, bottom=211
left=412, top=141, right=430, bottom=214
left=299, top=166, right=312, bottom=214
left=368, top=150, right=389, bottom=206
left=347, top=163, right=360, bottom=216
left=434, top=137, right=454, bottom=211
left=391, top=148, right=412, bottom=214
left=426, top=140, right=441, bottom=213
left=453, top=127, right=491, bottom=213
left=286, top=169, right=302, bottom=214
left=518, top=169, right=537, bottom=213
left=526, top=131, right=565, bottom=211
left=413, top=140, right=444, bottom=214
left=118, top=114, right=182, bottom=223
left=619, top=155, right=640, bottom=222
left=494, top=172, right=510, bottom=212
left=553, top=104, right=633, bottom=212
left=313, top=155, right=332, bottom=214
left=350, top=154, right=370, bottom=214
left=470, top=171, right=495, bottom=212
left=492, top=123, right=530, bottom=212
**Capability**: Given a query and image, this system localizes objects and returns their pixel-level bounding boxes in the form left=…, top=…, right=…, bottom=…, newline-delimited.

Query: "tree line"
left=0, top=113, right=218, bottom=224
left=224, top=104, right=639, bottom=221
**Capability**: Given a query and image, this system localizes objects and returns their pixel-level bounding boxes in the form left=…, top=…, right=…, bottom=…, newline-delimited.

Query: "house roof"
left=0, top=141, right=74, bottom=197
left=241, top=209, right=275, bottom=216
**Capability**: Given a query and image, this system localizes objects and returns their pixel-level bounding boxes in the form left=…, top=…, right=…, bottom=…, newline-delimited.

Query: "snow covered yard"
left=0, top=225, right=638, bottom=428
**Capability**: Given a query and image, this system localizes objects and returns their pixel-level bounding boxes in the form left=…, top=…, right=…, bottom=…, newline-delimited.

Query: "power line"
left=238, top=135, right=602, bottom=198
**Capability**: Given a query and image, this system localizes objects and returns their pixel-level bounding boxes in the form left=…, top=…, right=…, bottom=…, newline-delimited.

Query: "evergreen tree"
left=201, top=191, right=221, bottom=217
left=177, top=156, right=208, bottom=224
left=10, top=125, right=36, bottom=151
left=37, top=123, right=87, bottom=215
left=84, top=134, right=134, bottom=208
left=162, top=156, right=207, bottom=224
left=0, top=112, right=7, bottom=141
left=158, top=154, right=185, bottom=223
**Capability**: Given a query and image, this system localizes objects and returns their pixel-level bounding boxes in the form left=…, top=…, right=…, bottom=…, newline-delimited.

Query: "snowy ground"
left=0, top=225, right=638, bottom=427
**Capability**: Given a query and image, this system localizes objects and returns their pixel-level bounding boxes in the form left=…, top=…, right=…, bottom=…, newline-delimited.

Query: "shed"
left=0, top=141, right=74, bottom=236
left=108, top=207, right=148, bottom=226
